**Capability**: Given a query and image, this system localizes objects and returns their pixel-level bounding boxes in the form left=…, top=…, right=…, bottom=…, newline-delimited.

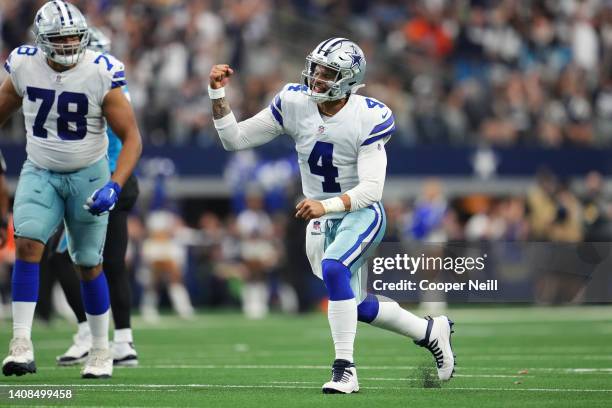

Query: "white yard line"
left=29, top=364, right=612, bottom=374
left=1, top=384, right=612, bottom=393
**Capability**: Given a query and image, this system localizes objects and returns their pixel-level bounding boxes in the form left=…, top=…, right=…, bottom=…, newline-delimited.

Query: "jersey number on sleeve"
left=308, top=141, right=341, bottom=193
left=27, top=87, right=88, bottom=140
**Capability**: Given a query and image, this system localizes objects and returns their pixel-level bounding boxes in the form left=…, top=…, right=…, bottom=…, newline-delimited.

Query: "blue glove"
left=84, top=181, right=121, bottom=216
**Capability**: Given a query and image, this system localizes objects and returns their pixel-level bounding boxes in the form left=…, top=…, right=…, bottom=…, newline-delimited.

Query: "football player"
left=0, top=1, right=142, bottom=379
left=209, top=38, right=455, bottom=393
left=53, top=26, right=140, bottom=368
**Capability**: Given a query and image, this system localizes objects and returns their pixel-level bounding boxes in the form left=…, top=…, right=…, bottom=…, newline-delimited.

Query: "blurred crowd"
left=2, top=0, right=612, bottom=147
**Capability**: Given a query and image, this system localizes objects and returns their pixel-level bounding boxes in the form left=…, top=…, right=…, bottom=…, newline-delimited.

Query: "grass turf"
left=0, top=306, right=611, bottom=407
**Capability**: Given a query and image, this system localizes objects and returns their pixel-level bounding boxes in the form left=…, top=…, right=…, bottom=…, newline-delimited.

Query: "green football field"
left=0, top=306, right=611, bottom=407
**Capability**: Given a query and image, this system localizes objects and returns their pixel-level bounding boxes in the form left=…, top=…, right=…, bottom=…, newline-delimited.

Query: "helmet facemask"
left=301, top=56, right=355, bottom=102
left=37, top=29, right=89, bottom=66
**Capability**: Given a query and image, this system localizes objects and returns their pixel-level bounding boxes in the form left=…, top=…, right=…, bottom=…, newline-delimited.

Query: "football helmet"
left=88, top=27, right=111, bottom=53
left=32, top=1, right=89, bottom=66
left=301, top=38, right=366, bottom=102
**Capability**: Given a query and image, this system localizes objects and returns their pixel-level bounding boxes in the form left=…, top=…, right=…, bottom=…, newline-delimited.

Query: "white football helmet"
left=88, top=27, right=111, bottom=54
left=32, top=1, right=89, bottom=66
left=301, top=38, right=366, bottom=102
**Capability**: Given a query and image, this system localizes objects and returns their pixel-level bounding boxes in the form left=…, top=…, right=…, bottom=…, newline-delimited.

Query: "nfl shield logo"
left=318, top=125, right=325, bottom=134
left=313, top=221, right=321, bottom=232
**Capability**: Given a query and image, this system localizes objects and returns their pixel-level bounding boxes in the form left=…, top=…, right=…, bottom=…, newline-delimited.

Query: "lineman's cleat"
left=81, top=348, right=113, bottom=379
left=322, top=359, right=359, bottom=394
left=415, top=316, right=455, bottom=381
left=57, top=333, right=91, bottom=366
left=2, top=337, right=36, bottom=376
left=112, top=342, right=138, bottom=367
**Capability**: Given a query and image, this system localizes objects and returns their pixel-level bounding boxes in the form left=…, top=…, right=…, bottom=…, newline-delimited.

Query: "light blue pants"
left=306, top=202, right=386, bottom=302
left=13, top=158, right=110, bottom=267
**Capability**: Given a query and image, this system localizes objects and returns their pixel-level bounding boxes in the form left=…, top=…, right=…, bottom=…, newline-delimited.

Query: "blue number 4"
left=308, top=141, right=341, bottom=193
left=27, top=87, right=88, bottom=140
left=365, top=98, right=385, bottom=109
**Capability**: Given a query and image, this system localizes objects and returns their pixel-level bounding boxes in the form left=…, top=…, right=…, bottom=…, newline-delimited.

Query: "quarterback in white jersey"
left=209, top=37, right=455, bottom=394
left=0, top=1, right=142, bottom=380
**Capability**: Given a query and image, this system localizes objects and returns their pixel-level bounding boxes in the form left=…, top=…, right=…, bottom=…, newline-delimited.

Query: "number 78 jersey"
left=270, top=84, right=394, bottom=202
left=4, top=45, right=126, bottom=172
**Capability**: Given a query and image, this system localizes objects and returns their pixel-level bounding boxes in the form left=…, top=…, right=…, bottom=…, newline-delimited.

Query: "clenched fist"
left=295, top=199, right=326, bottom=220
left=209, top=64, right=234, bottom=89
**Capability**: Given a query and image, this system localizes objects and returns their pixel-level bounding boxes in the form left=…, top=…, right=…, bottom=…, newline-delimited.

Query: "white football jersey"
left=269, top=83, right=394, bottom=202
left=4, top=45, right=127, bottom=172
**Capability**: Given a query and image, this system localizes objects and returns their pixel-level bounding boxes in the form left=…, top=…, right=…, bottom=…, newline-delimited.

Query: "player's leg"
left=104, top=207, right=138, bottom=365
left=357, top=293, right=455, bottom=380
left=104, top=173, right=139, bottom=364
left=3, top=161, right=64, bottom=376
left=317, top=203, right=387, bottom=393
left=64, top=158, right=112, bottom=379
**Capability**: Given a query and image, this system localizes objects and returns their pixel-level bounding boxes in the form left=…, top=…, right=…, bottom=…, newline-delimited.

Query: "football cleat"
left=2, top=337, right=36, bottom=376
left=112, top=342, right=138, bottom=367
left=57, top=333, right=91, bottom=366
left=81, top=348, right=113, bottom=379
left=322, top=359, right=359, bottom=394
left=415, top=316, right=455, bottom=381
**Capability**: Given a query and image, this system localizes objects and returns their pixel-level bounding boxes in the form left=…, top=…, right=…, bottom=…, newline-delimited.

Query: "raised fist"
left=209, top=64, right=234, bottom=89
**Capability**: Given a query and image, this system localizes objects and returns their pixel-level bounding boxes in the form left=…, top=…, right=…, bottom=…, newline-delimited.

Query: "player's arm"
left=102, top=87, right=142, bottom=187
left=0, top=151, right=8, bottom=247
left=296, top=143, right=386, bottom=220
left=209, top=64, right=282, bottom=150
left=0, top=77, right=22, bottom=127
left=85, top=87, right=142, bottom=216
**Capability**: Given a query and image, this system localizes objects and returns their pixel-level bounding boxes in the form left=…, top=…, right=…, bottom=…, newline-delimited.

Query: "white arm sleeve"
left=213, top=108, right=283, bottom=151
left=345, top=142, right=387, bottom=211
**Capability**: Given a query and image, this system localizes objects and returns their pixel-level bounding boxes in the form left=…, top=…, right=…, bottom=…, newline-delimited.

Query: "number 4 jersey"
left=4, top=45, right=126, bottom=172
left=269, top=83, right=394, bottom=204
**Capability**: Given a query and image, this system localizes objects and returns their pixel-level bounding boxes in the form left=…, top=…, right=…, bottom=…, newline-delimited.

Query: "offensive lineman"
left=0, top=1, right=142, bottom=379
left=209, top=38, right=455, bottom=394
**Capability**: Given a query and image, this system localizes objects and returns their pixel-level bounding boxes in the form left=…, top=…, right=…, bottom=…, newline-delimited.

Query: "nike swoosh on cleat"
left=382, top=112, right=389, bottom=119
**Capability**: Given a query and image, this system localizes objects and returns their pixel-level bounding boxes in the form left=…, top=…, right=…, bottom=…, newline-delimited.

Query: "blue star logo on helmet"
left=349, top=52, right=362, bottom=68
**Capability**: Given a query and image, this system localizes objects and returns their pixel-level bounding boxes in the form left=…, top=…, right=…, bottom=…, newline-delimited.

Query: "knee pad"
left=70, top=249, right=103, bottom=268
left=357, top=293, right=380, bottom=323
left=322, top=259, right=353, bottom=301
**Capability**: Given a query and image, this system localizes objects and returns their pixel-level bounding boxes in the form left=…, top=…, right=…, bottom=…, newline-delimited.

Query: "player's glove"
left=84, top=181, right=121, bottom=216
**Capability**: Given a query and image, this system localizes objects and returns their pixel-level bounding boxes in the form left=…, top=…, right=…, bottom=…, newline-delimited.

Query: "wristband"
left=208, top=85, right=226, bottom=99
left=321, top=197, right=346, bottom=214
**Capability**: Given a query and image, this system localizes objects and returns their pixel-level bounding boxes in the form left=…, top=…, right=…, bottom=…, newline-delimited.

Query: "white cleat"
left=57, top=333, right=91, bottom=366
left=322, top=359, right=359, bottom=394
left=112, top=342, right=138, bottom=367
left=81, top=348, right=113, bottom=379
left=2, top=337, right=36, bottom=376
left=415, top=316, right=456, bottom=381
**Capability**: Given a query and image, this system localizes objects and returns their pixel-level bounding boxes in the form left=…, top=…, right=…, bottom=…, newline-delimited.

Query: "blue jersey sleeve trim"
left=361, top=127, right=395, bottom=146
left=111, top=80, right=127, bottom=89
left=274, top=94, right=282, bottom=112
left=270, top=103, right=283, bottom=126
left=369, top=114, right=395, bottom=135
